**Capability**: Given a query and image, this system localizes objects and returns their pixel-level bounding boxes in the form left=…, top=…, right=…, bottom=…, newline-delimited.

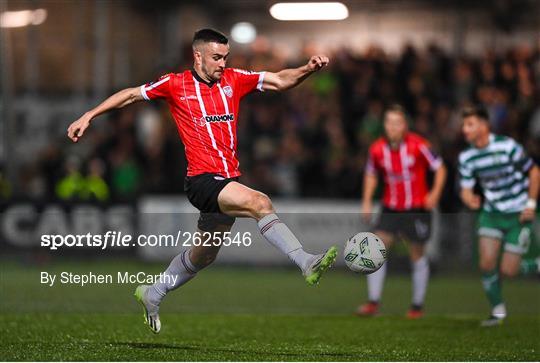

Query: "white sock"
left=412, top=256, right=430, bottom=306
left=146, top=249, right=199, bottom=306
left=492, top=303, right=507, bottom=318
left=367, top=261, right=387, bottom=302
left=258, top=213, right=313, bottom=272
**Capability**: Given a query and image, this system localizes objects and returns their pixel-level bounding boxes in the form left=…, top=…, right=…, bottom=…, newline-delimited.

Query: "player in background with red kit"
left=67, top=29, right=337, bottom=334
left=357, top=104, right=447, bottom=319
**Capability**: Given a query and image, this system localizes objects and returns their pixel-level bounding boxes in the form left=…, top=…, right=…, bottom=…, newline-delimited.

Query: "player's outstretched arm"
left=67, top=87, right=144, bottom=142
left=262, top=55, right=329, bottom=92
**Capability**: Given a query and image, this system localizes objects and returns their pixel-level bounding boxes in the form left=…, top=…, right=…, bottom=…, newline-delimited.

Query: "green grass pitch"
left=1, top=260, right=539, bottom=361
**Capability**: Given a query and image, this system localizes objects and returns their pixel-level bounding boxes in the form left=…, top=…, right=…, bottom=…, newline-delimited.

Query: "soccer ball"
left=344, top=232, right=387, bottom=274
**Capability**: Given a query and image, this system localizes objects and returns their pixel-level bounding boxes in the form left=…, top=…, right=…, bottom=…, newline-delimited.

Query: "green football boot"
left=304, top=246, right=338, bottom=286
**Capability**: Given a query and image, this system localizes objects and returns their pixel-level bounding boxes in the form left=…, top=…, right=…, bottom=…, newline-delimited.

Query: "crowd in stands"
left=12, top=42, right=540, bottom=211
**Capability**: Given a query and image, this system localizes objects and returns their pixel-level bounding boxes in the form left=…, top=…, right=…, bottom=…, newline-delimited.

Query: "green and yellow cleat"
left=134, top=285, right=161, bottom=334
left=304, top=246, right=338, bottom=286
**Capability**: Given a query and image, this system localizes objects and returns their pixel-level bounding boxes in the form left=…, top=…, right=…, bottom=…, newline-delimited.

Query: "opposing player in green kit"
left=458, top=105, right=540, bottom=327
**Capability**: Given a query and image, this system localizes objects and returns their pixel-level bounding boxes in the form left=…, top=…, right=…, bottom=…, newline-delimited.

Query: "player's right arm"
left=460, top=187, right=481, bottom=210
left=67, top=87, right=144, bottom=142
left=362, top=173, right=378, bottom=219
left=362, top=146, right=379, bottom=221
left=262, top=55, right=329, bottom=91
left=458, top=153, right=481, bottom=209
left=68, top=73, right=172, bottom=142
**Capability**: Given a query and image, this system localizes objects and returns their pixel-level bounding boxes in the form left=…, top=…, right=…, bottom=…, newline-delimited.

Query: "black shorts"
left=184, top=173, right=238, bottom=231
left=375, top=207, right=432, bottom=243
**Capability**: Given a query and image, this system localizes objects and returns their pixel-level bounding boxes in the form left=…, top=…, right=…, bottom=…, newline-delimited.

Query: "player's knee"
left=409, top=246, right=425, bottom=262
left=410, top=252, right=423, bottom=263
left=190, top=250, right=218, bottom=269
left=202, top=253, right=218, bottom=267
left=500, top=265, right=519, bottom=278
left=479, top=259, right=497, bottom=272
left=249, top=193, right=274, bottom=218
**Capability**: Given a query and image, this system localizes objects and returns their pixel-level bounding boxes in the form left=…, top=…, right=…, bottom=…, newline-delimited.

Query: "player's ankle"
left=492, top=303, right=506, bottom=318
left=145, top=286, right=163, bottom=307
left=410, top=303, right=423, bottom=311
left=289, top=248, right=312, bottom=273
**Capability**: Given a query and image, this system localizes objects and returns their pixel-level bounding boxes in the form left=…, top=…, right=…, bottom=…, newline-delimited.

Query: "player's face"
left=462, top=116, right=484, bottom=144
left=199, top=42, right=229, bottom=81
left=384, top=111, right=407, bottom=143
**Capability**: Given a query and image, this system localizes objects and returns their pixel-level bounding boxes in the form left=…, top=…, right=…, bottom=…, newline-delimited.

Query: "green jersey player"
left=458, top=105, right=540, bottom=327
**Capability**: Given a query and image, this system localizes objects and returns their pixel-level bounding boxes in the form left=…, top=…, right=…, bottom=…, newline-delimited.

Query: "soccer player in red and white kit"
left=67, top=29, right=337, bottom=333
left=357, top=105, right=447, bottom=319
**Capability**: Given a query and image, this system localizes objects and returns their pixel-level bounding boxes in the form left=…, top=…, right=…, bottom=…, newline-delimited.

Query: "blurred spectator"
left=54, top=156, right=109, bottom=201
left=55, top=156, right=85, bottom=200
left=83, top=158, right=109, bottom=201
left=357, top=99, right=384, bottom=146
left=109, top=134, right=142, bottom=199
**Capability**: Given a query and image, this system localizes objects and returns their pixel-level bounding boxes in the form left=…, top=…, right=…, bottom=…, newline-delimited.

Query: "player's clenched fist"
left=307, top=55, right=329, bottom=71
left=520, top=207, right=535, bottom=223
left=67, top=114, right=91, bottom=142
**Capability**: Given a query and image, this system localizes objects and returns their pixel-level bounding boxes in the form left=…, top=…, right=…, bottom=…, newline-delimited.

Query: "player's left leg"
left=500, top=222, right=538, bottom=276
left=136, top=223, right=231, bottom=333
left=357, top=207, right=401, bottom=317
left=406, top=242, right=429, bottom=319
left=499, top=251, right=522, bottom=278
left=477, top=211, right=511, bottom=326
left=403, top=210, right=432, bottom=319
left=356, top=230, right=395, bottom=317
left=480, top=212, right=535, bottom=326
left=218, top=181, right=337, bottom=285
left=478, top=236, right=505, bottom=327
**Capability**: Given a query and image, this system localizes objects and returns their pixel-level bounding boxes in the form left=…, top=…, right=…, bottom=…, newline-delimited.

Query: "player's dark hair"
left=461, top=105, right=490, bottom=122
left=384, top=104, right=409, bottom=121
left=192, top=28, right=228, bottom=47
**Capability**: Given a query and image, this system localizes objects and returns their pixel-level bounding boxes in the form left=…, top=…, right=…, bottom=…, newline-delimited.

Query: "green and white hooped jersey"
left=458, top=134, right=534, bottom=213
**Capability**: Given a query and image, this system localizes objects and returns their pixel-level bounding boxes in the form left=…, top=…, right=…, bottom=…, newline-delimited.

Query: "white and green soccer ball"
left=344, top=232, right=387, bottom=274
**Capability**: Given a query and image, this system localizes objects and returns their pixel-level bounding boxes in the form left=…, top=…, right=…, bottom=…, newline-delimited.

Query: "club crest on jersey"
left=223, top=86, right=233, bottom=98
left=198, top=113, right=235, bottom=126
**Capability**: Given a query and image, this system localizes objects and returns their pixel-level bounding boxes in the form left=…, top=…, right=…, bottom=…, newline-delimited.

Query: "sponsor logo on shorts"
left=214, top=176, right=225, bottom=181
left=415, top=220, right=429, bottom=238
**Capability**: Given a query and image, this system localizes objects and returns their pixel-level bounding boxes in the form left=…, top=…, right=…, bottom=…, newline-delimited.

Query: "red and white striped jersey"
left=140, top=68, right=265, bottom=178
left=366, top=132, right=442, bottom=211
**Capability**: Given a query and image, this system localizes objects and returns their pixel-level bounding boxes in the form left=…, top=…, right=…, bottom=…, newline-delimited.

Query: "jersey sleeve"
left=231, top=68, right=265, bottom=98
left=458, top=153, right=476, bottom=189
left=510, top=141, right=534, bottom=172
left=418, top=141, right=443, bottom=171
left=140, top=74, right=172, bottom=101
